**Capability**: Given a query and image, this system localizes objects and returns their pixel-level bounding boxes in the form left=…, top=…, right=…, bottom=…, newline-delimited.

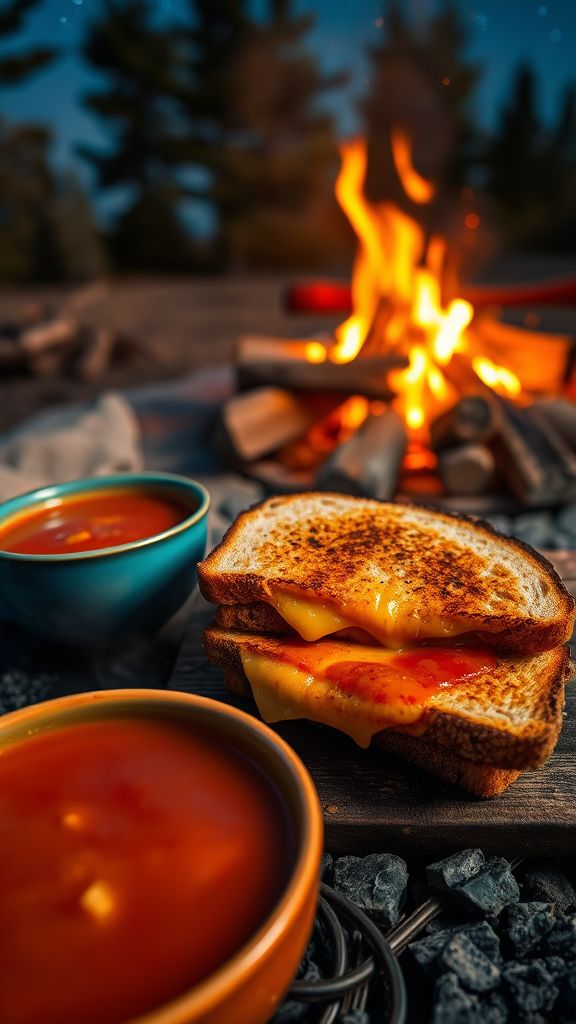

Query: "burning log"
left=437, top=444, right=496, bottom=496
left=430, top=395, right=500, bottom=451
left=315, top=407, right=407, bottom=500
left=443, top=354, right=576, bottom=505
left=213, top=387, right=324, bottom=463
left=491, top=403, right=576, bottom=507
left=532, top=398, right=576, bottom=449
left=236, top=335, right=407, bottom=401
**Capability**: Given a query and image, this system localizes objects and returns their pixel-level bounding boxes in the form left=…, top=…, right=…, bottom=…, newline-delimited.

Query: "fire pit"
left=215, top=132, right=576, bottom=516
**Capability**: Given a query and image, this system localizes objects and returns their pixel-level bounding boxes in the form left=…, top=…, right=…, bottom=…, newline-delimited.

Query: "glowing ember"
left=304, top=341, right=327, bottom=364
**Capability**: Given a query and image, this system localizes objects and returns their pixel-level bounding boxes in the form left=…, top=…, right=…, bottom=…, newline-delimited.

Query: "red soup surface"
left=0, top=488, right=194, bottom=555
left=0, top=717, right=293, bottom=1024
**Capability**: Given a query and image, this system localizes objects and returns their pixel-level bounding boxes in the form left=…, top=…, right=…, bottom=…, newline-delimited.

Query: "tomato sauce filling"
left=325, top=645, right=497, bottom=707
left=0, top=717, right=293, bottom=1024
left=0, top=489, right=194, bottom=555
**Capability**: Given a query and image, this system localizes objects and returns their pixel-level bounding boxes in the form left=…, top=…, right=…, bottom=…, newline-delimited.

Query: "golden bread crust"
left=199, top=494, right=575, bottom=655
left=373, top=731, right=523, bottom=797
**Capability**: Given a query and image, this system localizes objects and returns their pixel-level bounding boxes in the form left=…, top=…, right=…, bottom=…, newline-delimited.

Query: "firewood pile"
left=0, top=284, right=146, bottom=383
left=214, top=333, right=576, bottom=511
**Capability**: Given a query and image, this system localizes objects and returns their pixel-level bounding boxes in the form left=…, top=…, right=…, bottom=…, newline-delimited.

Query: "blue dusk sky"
left=1, top=0, right=575, bottom=209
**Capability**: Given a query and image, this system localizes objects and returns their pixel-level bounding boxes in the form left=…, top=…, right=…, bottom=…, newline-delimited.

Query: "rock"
left=432, top=973, right=483, bottom=1024
left=556, top=503, right=576, bottom=538
left=439, top=933, right=501, bottom=992
left=522, top=866, right=576, bottom=913
left=410, top=930, right=455, bottom=973
left=333, top=853, right=407, bottom=928
left=410, top=922, right=501, bottom=974
left=557, top=964, right=576, bottom=1016
left=459, top=922, right=502, bottom=965
left=502, top=960, right=559, bottom=1015
left=541, top=912, right=576, bottom=959
left=502, top=901, right=557, bottom=958
left=427, top=849, right=485, bottom=893
left=451, top=857, right=520, bottom=917
left=270, top=1000, right=310, bottom=1023
left=510, top=512, right=555, bottom=549
left=479, top=991, right=509, bottom=1024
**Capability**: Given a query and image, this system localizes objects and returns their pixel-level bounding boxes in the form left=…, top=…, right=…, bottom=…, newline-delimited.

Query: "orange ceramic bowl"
left=0, top=688, right=324, bottom=1024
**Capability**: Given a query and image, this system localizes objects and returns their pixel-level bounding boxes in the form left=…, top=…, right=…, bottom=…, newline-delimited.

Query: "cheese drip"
left=268, top=584, right=470, bottom=649
left=240, top=640, right=496, bottom=749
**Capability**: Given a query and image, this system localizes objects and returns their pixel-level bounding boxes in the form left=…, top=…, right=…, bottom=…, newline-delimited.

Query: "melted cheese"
left=241, top=648, right=405, bottom=748
left=268, top=588, right=357, bottom=641
left=240, top=640, right=495, bottom=749
left=268, top=583, right=469, bottom=649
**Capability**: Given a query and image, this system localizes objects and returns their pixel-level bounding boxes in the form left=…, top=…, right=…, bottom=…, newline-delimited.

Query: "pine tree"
left=486, top=65, right=542, bottom=214
left=0, top=1, right=61, bottom=281
left=0, top=0, right=55, bottom=85
left=172, top=0, right=346, bottom=269
left=362, top=2, right=480, bottom=199
left=79, top=0, right=193, bottom=271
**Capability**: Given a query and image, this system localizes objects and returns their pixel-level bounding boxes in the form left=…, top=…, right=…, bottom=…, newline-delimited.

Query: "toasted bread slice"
left=203, top=627, right=570, bottom=775
left=198, top=494, right=575, bottom=654
left=373, top=732, right=522, bottom=798
left=215, top=659, right=523, bottom=797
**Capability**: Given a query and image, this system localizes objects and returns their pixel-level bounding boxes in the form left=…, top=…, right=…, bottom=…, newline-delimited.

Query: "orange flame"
left=390, top=129, right=436, bottom=204
left=472, top=357, right=522, bottom=397
left=322, top=130, right=528, bottom=437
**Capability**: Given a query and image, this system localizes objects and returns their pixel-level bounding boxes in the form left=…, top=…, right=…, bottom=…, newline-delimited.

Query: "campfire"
left=218, top=130, right=576, bottom=510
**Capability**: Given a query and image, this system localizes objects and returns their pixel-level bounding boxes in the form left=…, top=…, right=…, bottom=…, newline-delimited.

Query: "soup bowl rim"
left=0, top=687, right=323, bottom=1023
left=0, top=471, right=210, bottom=562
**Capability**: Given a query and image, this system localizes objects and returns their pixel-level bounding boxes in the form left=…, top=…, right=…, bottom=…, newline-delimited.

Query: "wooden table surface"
left=170, top=550, right=576, bottom=858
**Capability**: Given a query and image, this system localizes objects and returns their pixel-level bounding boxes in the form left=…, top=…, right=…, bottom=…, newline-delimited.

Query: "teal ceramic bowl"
left=0, top=472, right=210, bottom=648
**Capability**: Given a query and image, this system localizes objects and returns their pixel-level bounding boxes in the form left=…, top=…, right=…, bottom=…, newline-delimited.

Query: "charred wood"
left=430, top=395, right=500, bottom=451
left=214, top=387, right=323, bottom=463
left=437, top=443, right=496, bottom=495
left=315, top=407, right=407, bottom=500
left=532, top=398, right=576, bottom=449
left=236, top=335, right=406, bottom=400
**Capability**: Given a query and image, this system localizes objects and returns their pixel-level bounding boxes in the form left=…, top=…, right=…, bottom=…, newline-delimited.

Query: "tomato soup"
left=0, top=488, right=194, bottom=555
left=0, top=717, right=293, bottom=1024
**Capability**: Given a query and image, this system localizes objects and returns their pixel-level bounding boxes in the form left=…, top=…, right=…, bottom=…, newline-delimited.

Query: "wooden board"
left=169, top=552, right=576, bottom=857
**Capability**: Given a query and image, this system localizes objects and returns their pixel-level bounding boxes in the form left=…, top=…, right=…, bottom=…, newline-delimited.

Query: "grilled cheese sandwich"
left=199, top=494, right=575, bottom=795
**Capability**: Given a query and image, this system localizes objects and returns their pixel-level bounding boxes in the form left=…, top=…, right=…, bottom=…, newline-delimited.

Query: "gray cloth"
left=0, top=392, right=143, bottom=501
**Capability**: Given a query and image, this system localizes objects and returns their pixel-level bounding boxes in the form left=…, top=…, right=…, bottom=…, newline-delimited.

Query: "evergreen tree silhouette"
left=0, top=0, right=55, bottom=85
left=486, top=65, right=542, bottom=215
left=79, top=0, right=193, bottom=271
left=363, top=2, right=480, bottom=201
left=483, top=65, right=576, bottom=249
left=0, top=1, right=62, bottom=281
left=171, top=0, right=346, bottom=269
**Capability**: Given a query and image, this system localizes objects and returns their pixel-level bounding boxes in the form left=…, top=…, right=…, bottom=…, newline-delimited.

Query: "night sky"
left=2, top=0, right=575, bottom=197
